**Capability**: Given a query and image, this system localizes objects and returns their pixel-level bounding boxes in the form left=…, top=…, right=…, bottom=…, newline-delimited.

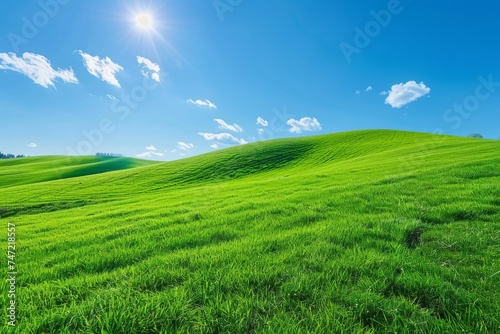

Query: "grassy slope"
left=1, top=130, right=499, bottom=333
left=0, top=156, right=157, bottom=188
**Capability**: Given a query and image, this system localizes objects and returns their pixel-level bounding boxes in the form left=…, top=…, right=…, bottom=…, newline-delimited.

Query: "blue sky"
left=1, top=0, right=499, bottom=160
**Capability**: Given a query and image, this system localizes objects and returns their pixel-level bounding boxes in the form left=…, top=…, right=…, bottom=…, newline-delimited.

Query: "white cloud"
left=187, top=98, right=217, bottom=109
left=107, top=94, right=117, bottom=101
left=137, top=56, right=161, bottom=83
left=137, top=56, right=160, bottom=73
left=256, top=117, right=268, bottom=127
left=136, top=151, right=164, bottom=158
left=214, top=118, right=243, bottom=133
left=177, top=142, right=194, bottom=151
left=287, top=117, right=322, bottom=134
left=356, top=86, right=373, bottom=95
left=136, top=145, right=164, bottom=158
left=210, top=144, right=219, bottom=149
left=0, top=52, right=78, bottom=88
left=78, top=51, right=123, bottom=88
left=27, top=143, right=37, bottom=148
left=384, top=81, right=431, bottom=108
left=198, top=132, right=247, bottom=145
left=151, top=72, right=160, bottom=83
left=257, top=128, right=265, bottom=134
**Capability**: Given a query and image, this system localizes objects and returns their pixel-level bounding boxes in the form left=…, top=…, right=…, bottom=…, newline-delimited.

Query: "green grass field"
left=0, top=156, right=157, bottom=188
left=1, top=130, right=499, bottom=333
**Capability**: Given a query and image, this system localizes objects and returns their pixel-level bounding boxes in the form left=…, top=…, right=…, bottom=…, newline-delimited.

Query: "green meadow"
left=1, top=129, right=499, bottom=333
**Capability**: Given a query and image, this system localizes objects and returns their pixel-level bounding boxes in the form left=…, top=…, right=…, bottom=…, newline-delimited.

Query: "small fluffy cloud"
left=177, top=142, right=194, bottom=151
left=137, top=56, right=160, bottom=73
left=384, top=81, right=431, bottom=108
left=256, top=117, right=268, bottom=127
left=136, top=145, right=164, bottom=158
left=287, top=117, right=322, bottom=134
left=187, top=98, right=217, bottom=109
left=356, top=86, right=373, bottom=95
left=137, top=56, right=161, bottom=83
left=27, top=143, right=37, bottom=148
left=210, top=144, right=219, bottom=149
left=136, top=151, right=164, bottom=158
left=198, top=132, right=247, bottom=145
left=257, top=128, right=265, bottom=134
left=0, top=52, right=78, bottom=88
left=78, top=51, right=123, bottom=88
left=214, top=119, right=243, bottom=133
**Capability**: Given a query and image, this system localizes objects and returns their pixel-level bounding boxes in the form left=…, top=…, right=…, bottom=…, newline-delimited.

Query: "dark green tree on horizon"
left=0, top=152, right=25, bottom=159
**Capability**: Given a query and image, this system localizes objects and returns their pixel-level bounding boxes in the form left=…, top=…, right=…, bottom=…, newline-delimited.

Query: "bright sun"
left=135, top=13, right=153, bottom=29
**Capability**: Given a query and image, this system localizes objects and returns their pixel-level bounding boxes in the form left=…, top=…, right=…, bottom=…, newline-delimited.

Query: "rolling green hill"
left=1, top=130, right=499, bottom=333
left=0, top=156, right=157, bottom=188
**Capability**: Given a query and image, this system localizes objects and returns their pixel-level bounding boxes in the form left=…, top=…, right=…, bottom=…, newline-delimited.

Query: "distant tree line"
left=0, top=152, right=25, bottom=159
left=466, top=133, right=500, bottom=139
left=95, top=152, right=124, bottom=158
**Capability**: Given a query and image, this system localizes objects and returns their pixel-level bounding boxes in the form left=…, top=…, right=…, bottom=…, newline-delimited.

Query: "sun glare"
left=125, top=6, right=174, bottom=59
left=135, top=13, right=153, bottom=29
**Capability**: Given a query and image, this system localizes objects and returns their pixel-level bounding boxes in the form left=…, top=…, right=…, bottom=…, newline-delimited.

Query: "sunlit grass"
left=1, top=130, right=499, bottom=333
